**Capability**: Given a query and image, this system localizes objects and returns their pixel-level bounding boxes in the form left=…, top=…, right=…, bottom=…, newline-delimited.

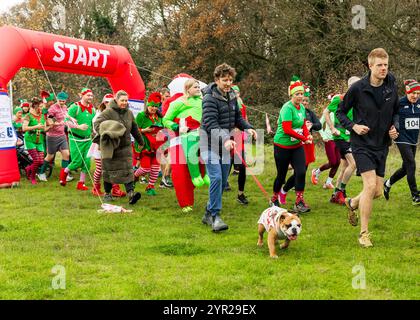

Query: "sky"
left=0, top=0, right=25, bottom=14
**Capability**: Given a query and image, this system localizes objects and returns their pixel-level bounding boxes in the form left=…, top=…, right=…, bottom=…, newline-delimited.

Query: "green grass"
left=0, top=145, right=418, bottom=300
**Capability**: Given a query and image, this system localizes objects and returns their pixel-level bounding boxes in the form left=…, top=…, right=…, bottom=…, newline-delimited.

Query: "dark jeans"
left=202, top=150, right=232, bottom=217
left=390, top=144, right=418, bottom=196
left=273, top=145, right=306, bottom=193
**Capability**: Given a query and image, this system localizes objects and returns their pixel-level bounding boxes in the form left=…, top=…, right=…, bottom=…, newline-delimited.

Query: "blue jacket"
left=395, top=96, right=420, bottom=145
left=200, top=83, right=253, bottom=154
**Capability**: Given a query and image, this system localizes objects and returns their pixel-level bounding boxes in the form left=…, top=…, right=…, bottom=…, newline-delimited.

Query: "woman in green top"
left=22, top=97, right=47, bottom=184
left=13, top=107, right=24, bottom=140
left=272, top=78, right=313, bottom=213
left=134, top=92, right=165, bottom=196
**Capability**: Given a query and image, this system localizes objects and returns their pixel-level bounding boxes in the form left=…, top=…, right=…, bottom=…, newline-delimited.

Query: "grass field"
left=0, top=144, right=418, bottom=300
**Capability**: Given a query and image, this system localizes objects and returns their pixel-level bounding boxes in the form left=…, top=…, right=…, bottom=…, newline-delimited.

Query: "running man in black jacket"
left=336, top=48, right=399, bottom=248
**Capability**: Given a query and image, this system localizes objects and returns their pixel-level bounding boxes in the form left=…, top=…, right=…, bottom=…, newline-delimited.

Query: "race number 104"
left=405, top=118, right=419, bottom=130
left=207, top=304, right=256, bottom=315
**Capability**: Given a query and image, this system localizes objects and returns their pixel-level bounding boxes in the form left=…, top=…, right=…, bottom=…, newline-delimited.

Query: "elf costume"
left=23, top=110, right=46, bottom=184
left=134, top=92, right=166, bottom=196
left=13, top=107, right=24, bottom=139
left=163, top=94, right=209, bottom=210
left=62, top=88, right=95, bottom=190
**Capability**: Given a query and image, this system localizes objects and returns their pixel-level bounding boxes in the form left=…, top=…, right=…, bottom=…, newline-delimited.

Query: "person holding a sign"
left=336, top=48, right=400, bottom=247
left=384, top=79, right=420, bottom=205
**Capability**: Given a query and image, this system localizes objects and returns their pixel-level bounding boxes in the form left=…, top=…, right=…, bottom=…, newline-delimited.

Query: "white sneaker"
left=139, top=177, right=147, bottom=184
left=323, top=182, right=334, bottom=189
left=37, top=173, right=48, bottom=182
left=66, top=174, right=74, bottom=182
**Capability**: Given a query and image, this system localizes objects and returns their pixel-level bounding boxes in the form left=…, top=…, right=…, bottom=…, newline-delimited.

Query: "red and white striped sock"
left=134, top=167, right=150, bottom=177
left=148, top=165, right=160, bottom=187
left=93, top=159, right=102, bottom=185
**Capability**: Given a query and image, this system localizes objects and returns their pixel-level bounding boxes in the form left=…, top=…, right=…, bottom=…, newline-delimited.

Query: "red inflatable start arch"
left=0, top=26, right=146, bottom=187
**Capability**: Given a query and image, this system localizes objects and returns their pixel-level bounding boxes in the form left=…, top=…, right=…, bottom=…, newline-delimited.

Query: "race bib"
left=290, top=128, right=303, bottom=142
left=345, top=130, right=350, bottom=135
left=405, top=118, right=419, bottom=130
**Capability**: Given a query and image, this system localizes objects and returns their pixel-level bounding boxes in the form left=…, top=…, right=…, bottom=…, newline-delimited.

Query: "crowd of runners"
left=11, top=48, right=419, bottom=247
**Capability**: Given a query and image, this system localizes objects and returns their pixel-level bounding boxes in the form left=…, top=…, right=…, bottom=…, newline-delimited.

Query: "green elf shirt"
left=274, top=100, right=306, bottom=147
left=327, top=95, right=352, bottom=142
left=66, top=102, right=96, bottom=138
left=135, top=112, right=163, bottom=152
left=163, top=95, right=202, bottom=131
left=23, top=112, right=45, bottom=151
left=13, top=118, right=23, bottom=133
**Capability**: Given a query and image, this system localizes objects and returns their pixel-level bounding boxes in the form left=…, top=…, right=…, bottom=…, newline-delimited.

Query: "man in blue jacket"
left=384, top=79, right=420, bottom=205
left=337, top=48, right=400, bottom=248
left=200, top=63, right=257, bottom=232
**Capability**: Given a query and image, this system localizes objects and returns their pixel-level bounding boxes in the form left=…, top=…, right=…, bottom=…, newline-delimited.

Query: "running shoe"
left=336, top=190, right=346, bottom=205
left=311, top=169, right=320, bottom=185
left=358, top=231, right=373, bottom=248
left=293, top=199, right=311, bottom=214
left=145, top=186, right=157, bottom=196
left=412, top=194, right=420, bottom=206
left=383, top=180, right=391, bottom=201
left=37, top=173, right=48, bottom=182
left=139, top=176, right=147, bottom=184
left=345, top=197, right=358, bottom=227
left=323, top=182, right=334, bottom=189
left=237, top=194, right=249, bottom=205
left=182, top=206, right=193, bottom=213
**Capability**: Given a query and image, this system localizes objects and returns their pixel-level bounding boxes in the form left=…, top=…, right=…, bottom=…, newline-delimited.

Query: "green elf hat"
left=40, top=90, right=55, bottom=102
left=303, top=85, right=311, bottom=97
left=13, top=107, right=23, bottom=115
left=57, top=91, right=69, bottom=100
left=232, top=85, right=240, bottom=92
left=288, top=75, right=304, bottom=96
left=46, top=93, right=55, bottom=102
left=18, top=98, right=27, bottom=104
left=80, top=88, right=93, bottom=96
left=147, top=92, right=162, bottom=107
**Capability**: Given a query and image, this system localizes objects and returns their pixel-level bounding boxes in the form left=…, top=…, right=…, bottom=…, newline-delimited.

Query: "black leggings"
left=231, top=149, right=247, bottom=192
left=283, top=165, right=308, bottom=193
left=273, top=145, right=306, bottom=193
left=389, top=144, right=418, bottom=196
left=104, top=181, right=134, bottom=194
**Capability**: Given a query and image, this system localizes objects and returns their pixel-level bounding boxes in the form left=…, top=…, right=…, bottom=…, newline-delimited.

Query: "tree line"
left=1, top=0, right=419, bottom=132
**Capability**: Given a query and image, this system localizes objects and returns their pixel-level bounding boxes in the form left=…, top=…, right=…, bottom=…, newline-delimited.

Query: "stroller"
left=16, top=138, right=53, bottom=178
